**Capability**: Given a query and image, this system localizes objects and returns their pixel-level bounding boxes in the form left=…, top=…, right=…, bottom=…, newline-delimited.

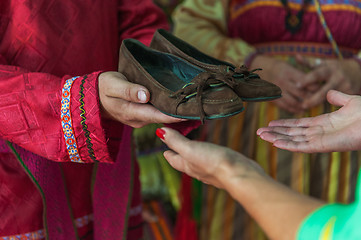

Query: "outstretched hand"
left=99, top=71, right=185, bottom=128
left=158, top=127, right=264, bottom=189
left=257, top=90, right=361, bottom=153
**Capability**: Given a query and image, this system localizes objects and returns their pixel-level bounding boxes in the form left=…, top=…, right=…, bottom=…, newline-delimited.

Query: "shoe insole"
left=145, top=54, right=203, bottom=92
left=147, top=68, right=193, bottom=92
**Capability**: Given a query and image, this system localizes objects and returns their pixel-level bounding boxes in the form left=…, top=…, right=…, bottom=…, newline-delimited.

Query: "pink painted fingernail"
left=156, top=128, right=165, bottom=140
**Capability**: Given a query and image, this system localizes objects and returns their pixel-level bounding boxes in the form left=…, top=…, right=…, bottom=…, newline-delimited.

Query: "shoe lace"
left=220, top=65, right=262, bottom=81
left=169, top=66, right=262, bottom=123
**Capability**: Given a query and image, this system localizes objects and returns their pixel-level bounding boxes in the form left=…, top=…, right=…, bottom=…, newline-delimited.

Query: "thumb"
left=156, top=127, right=193, bottom=155
left=326, top=90, right=352, bottom=107
left=99, top=71, right=150, bottom=103
left=157, top=127, right=192, bottom=172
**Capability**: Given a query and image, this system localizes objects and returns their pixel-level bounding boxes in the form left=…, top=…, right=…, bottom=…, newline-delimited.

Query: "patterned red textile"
left=228, top=0, right=361, bottom=49
left=0, top=0, right=168, bottom=239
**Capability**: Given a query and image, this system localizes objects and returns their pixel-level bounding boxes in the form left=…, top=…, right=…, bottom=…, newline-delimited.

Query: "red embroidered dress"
left=0, top=0, right=168, bottom=239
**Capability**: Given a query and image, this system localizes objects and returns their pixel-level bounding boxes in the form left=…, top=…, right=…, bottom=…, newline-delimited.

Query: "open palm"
left=257, top=90, right=361, bottom=153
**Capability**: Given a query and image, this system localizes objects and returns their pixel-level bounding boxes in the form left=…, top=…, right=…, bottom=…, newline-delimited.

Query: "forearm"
left=222, top=163, right=324, bottom=240
left=0, top=65, right=117, bottom=163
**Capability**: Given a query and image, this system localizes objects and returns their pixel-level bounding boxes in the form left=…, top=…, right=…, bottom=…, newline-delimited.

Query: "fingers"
left=272, top=140, right=316, bottom=153
left=114, top=100, right=185, bottom=127
left=294, top=54, right=310, bottom=67
left=273, top=95, right=304, bottom=113
left=163, top=149, right=186, bottom=172
left=257, top=128, right=321, bottom=153
left=99, top=71, right=150, bottom=103
left=302, top=69, right=352, bottom=109
left=300, top=66, right=329, bottom=89
left=158, top=127, right=193, bottom=157
left=258, top=125, right=307, bottom=137
left=284, top=79, right=306, bottom=99
left=159, top=127, right=196, bottom=173
left=267, top=118, right=313, bottom=127
left=301, top=84, right=331, bottom=109
left=326, top=90, right=352, bottom=107
left=99, top=71, right=186, bottom=127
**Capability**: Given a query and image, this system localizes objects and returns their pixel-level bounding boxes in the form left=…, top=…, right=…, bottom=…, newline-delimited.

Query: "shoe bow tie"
left=169, top=65, right=262, bottom=123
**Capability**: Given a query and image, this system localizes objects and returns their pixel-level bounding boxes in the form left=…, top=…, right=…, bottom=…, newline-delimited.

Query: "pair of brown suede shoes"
left=118, top=29, right=281, bottom=123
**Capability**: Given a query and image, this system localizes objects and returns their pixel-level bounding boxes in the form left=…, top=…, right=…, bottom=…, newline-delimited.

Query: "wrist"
left=219, top=157, right=267, bottom=198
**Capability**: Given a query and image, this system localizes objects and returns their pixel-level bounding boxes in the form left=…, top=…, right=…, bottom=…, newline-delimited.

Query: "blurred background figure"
left=169, top=0, right=361, bottom=239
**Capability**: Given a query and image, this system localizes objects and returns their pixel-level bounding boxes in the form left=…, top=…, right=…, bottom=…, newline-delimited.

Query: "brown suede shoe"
left=150, top=29, right=282, bottom=102
left=118, top=39, right=244, bottom=123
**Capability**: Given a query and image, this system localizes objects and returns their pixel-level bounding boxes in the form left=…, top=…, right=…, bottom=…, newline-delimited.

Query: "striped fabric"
left=143, top=201, right=174, bottom=240
left=172, top=0, right=361, bottom=239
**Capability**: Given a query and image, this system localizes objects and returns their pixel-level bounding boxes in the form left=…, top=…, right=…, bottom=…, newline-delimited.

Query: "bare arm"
left=158, top=127, right=324, bottom=240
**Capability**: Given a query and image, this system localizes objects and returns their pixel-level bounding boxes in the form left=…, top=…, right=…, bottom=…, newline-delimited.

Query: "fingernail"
left=156, top=128, right=166, bottom=140
left=138, top=90, right=147, bottom=103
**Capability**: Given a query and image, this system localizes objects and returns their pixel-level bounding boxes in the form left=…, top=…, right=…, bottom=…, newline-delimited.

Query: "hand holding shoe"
left=118, top=39, right=244, bottom=123
left=99, top=71, right=185, bottom=128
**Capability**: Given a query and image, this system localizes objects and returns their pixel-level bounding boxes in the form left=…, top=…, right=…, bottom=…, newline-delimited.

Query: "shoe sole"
left=159, top=107, right=245, bottom=120
left=241, top=95, right=282, bottom=102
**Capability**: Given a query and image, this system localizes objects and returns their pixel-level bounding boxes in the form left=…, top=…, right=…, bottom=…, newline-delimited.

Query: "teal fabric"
left=297, top=169, right=361, bottom=240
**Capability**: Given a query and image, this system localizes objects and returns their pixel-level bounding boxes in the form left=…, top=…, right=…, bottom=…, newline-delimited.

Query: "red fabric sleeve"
left=0, top=64, right=114, bottom=163
left=118, top=0, right=169, bottom=46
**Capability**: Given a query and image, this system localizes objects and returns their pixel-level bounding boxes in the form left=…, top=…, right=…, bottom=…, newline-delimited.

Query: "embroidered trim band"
left=61, top=76, right=83, bottom=163
left=0, top=229, right=45, bottom=240
left=0, top=214, right=93, bottom=240
left=79, top=75, right=97, bottom=162
left=254, top=42, right=356, bottom=58
left=75, top=214, right=94, bottom=228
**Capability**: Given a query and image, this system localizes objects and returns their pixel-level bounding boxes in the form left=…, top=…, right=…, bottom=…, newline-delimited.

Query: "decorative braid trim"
left=0, top=214, right=93, bottom=239
left=74, top=214, right=94, bottom=228
left=79, top=75, right=97, bottom=162
left=0, top=229, right=45, bottom=240
left=61, top=76, right=83, bottom=163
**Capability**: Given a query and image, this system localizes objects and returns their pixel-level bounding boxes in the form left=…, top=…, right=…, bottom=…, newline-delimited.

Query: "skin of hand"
left=98, top=71, right=185, bottom=128
left=251, top=55, right=308, bottom=113
left=257, top=90, right=361, bottom=153
left=159, top=127, right=324, bottom=240
left=299, top=58, right=361, bottom=110
left=160, top=127, right=265, bottom=189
